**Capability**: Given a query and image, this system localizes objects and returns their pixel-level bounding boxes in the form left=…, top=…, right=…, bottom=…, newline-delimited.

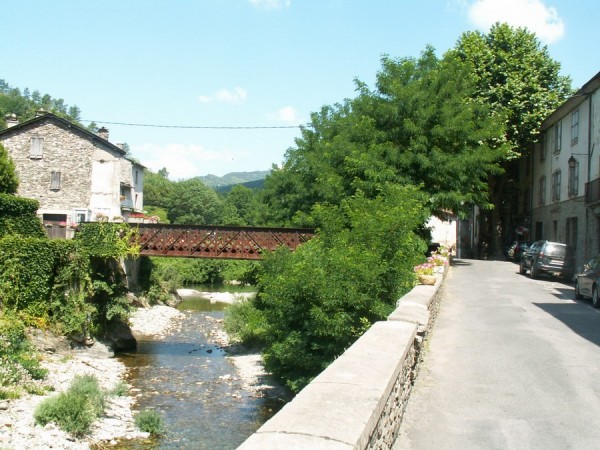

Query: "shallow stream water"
left=114, top=287, right=286, bottom=449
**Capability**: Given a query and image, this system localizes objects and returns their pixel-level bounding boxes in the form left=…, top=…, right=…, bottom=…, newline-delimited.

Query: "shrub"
left=0, top=311, right=47, bottom=396
left=135, top=409, right=164, bottom=435
left=224, top=298, right=268, bottom=347
left=110, top=381, right=129, bottom=397
left=0, top=193, right=44, bottom=238
left=253, top=185, right=429, bottom=392
left=34, top=374, right=106, bottom=437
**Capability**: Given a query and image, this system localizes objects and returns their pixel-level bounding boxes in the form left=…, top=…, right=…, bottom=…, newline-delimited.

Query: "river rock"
left=103, top=318, right=137, bottom=351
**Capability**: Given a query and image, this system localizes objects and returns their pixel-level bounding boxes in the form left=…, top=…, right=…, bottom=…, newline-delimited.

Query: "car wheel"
left=530, top=264, right=539, bottom=279
left=575, top=280, right=583, bottom=300
left=519, top=261, right=526, bottom=275
left=592, top=285, right=600, bottom=308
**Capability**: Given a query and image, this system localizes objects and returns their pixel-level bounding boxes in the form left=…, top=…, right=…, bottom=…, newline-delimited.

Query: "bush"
left=34, top=374, right=106, bottom=437
left=0, top=236, right=72, bottom=315
left=0, top=311, right=47, bottom=396
left=224, top=299, right=268, bottom=347
left=135, top=409, right=164, bottom=435
left=0, top=193, right=44, bottom=238
left=252, top=185, right=429, bottom=392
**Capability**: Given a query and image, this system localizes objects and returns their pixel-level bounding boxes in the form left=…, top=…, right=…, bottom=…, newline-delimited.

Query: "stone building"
left=531, top=70, right=600, bottom=269
left=0, top=112, right=145, bottom=238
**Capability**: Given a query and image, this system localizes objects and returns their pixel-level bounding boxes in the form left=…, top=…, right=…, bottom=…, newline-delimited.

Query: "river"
left=114, top=287, right=288, bottom=449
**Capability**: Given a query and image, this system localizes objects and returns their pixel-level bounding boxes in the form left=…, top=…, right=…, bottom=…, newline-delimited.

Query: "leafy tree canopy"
left=451, top=22, right=572, bottom=156
left=262, top=46, right=509, bottom=224
left=0, top=79, right=82, bottom=129
left=167, top=177, right=224, bottom=225
left=143, top=170, right=175, bottom=210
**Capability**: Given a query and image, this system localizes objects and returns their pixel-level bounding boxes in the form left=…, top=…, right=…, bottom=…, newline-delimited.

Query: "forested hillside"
left=0, top=79, right=91, bottom=130
left=200, top=171, right=269, bottom=189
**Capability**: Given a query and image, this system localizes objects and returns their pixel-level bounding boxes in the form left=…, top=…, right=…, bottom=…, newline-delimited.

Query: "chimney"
left=35, top=108, right=46, bottom=117
left=116, top=143, right=125, bottom=150
left=98, top=127, right=109, bottom=141
left=5, top=113, right=18, bottom=128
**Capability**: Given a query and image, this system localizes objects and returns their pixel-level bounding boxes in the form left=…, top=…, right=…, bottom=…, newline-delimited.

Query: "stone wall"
left=237, top=269, right=447, bottom=450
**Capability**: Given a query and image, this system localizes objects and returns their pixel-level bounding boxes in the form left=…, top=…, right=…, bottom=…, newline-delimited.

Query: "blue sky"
left=2, top=0, right=598, bottom=179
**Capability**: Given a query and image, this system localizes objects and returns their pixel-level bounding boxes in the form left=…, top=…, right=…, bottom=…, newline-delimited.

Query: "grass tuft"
left=135, top=409, right=164, bottom=435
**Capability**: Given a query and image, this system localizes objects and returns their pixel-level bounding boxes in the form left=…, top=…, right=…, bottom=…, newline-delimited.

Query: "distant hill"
left=200, top=171, right=269, bottom=191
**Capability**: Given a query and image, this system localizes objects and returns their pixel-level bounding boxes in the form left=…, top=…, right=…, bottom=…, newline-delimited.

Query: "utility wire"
left=81, top=119, right=302, bottom=130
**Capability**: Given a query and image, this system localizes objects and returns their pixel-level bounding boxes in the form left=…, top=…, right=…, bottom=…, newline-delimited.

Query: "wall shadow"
left=451, top=259, right=472, bottom=266
left=533, top=302, right=600, bottom=347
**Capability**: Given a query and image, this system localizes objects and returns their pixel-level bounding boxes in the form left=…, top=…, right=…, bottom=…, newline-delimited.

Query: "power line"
left=81, top=119, right=302, bottom=130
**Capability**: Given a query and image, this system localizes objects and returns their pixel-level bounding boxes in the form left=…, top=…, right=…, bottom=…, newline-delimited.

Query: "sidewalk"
left=393, top=259, right=600, bottom=450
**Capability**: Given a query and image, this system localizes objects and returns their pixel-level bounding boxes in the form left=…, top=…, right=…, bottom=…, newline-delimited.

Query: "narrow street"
left=394, top=259, right=600, bottom=450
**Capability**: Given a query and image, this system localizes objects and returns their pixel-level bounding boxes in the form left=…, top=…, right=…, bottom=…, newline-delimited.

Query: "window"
left=553, top=123, right=562, bottom=154
left=50, top=171, right=61, bottom=190
left=551, top=170, right=561, bottom=202
left=73, top=209, right=89, bottom=224
left=568, top=160, right=579, bottom=197
left=30, top=135, right=43, bottom=158
left=539, top=137, right=546, bottom=162
left=571, top=109, right=579, bottom=143
left=134, top=169, right=139, bottom=185
left=538, top=176, right=546, bottom=205
left=566, top=217, right=578, bottom=249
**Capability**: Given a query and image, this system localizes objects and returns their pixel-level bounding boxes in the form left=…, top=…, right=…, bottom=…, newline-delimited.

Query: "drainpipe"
left=585, top=93, right=594, bottom=263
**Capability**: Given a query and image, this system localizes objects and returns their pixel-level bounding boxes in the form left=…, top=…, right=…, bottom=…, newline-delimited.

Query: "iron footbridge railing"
left=133, top=224, right=315, bottom=260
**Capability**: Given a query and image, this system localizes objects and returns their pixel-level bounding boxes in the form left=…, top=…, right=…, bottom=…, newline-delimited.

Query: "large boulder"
left=103, top=317, right=137, bottom=352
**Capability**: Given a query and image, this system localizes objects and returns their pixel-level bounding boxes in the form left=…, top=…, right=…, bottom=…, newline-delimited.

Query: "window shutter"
left=30, top=136, right=44, bottom=158
left=50, top=171, right=61, bottom=190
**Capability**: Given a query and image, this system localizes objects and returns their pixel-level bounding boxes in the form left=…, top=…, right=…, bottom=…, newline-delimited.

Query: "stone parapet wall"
left=238, top=268, right=447, bottom=450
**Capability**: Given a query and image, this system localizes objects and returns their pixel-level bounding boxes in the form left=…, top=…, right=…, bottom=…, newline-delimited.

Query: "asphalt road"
left=393, top=259, right=600, bottom=450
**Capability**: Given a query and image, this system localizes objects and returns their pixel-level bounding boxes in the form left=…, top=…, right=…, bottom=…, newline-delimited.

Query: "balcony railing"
left=585, top=178, right=600, bottom=206
left=120, top=199, right=134, bottom=210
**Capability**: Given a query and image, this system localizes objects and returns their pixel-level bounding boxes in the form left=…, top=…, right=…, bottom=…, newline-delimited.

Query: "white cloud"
left=467, top=0, right=565, bottom=44
left=268, top=105, right=303, bottom=125
left=198, top=87, right=247, bottom=104
left=249, top=0, right=291, bottom=10
left=134, top=142, right=248, bottom=180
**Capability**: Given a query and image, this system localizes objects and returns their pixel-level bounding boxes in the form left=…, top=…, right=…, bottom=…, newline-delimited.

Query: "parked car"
left=506, top=241, right=531, bottom=261
left=519, top=240, right=575, bottom=280
left=574, top=256, right=600, bottom=307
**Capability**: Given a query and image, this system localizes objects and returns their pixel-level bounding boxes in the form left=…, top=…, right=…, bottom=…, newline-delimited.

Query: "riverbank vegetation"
left=2, top=22, right=572, bottom=401
left=0, top=157, right=140, bottom=404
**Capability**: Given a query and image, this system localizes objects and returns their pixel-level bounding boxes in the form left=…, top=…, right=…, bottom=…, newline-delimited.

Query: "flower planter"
left=417, top=274, right=436, bottom=285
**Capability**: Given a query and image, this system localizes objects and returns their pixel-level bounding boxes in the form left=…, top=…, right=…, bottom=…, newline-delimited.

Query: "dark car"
left=519, top=240, right=575, bottom=280
left=574, top=256, right=600, bottom=307
left=506, top=241, right=531, bottom=261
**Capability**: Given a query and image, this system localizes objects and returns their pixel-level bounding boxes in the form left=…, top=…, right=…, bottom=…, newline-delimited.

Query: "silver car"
left=574, top=255, right=600, bottom=308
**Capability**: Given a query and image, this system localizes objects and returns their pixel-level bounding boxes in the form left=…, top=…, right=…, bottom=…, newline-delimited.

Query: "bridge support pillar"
left=122, top=257, right=141, bottom=292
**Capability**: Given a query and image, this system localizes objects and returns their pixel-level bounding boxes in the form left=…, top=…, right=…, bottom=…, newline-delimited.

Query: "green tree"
left=143, top=170, right=175, bottom=210
left=451, top=23, right=572, bottom=255
left=167, top=177, right=224, bottom=225
left=0, top=143, right=18, bottom=194
left=223, top=185, right=261, bottom=226
left=0, top=79, right=83, bottom=128
left=261, top=46, right=508, bottom=223
left=238, top=184, right=429, bottom=392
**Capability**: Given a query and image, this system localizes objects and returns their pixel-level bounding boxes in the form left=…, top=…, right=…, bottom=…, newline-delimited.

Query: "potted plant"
left=414, top=262, right=436, bottom=285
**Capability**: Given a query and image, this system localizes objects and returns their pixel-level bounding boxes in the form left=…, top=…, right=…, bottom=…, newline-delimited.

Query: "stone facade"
left=531, top=71, right=600, bottom=269
left=0, top=113, right=144, bottom=232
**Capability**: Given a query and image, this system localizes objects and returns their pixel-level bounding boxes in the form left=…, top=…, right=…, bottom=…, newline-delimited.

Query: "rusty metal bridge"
left=134, top=223, right=315, bottom=260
